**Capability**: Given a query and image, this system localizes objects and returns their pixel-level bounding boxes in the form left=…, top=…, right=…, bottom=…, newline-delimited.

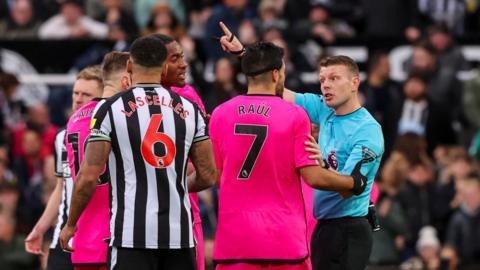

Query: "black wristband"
left=230, top=46, right=246, bottom=56
left=350, top=162, right=367, bottom=195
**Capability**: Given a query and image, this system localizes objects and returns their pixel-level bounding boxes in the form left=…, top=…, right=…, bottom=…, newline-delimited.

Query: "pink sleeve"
left=208, top=112, right=223, bottom=169
left=294, top=108, right=319, bottom=169
left=184, top=85, right=206, bottom=114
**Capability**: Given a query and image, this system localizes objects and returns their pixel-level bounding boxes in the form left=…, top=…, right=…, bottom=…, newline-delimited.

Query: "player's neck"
left=334, top=96, right=361, bottom=116
left=247, top=85, right=276, bottom=96
left=131, top=74, right=161, bottom=86
left=102, top=86, right=120, bottom=98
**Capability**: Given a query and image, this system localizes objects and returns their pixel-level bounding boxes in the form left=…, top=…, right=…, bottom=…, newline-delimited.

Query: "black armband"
left=351, top=162, right=367, bottom=195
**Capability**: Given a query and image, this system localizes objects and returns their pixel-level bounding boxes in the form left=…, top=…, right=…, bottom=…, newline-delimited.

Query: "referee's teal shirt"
left=295, top=93, right=384, bottom=219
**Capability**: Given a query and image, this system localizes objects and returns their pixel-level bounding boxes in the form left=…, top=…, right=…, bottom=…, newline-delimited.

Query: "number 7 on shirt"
left=234, top=124, right=268, bottom=180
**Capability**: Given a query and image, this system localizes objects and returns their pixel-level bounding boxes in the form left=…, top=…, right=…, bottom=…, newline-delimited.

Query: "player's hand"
left=59, top=224, right=76, bottom=253
left=218, top=21, right=244, bottom=55
left=305, top=135, right=324, bottom=166
left=25, top=228, right=44, bottom=255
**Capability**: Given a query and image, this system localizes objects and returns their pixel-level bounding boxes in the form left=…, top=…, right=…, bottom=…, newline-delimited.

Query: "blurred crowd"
left=1, top=0, right=480, bottom=269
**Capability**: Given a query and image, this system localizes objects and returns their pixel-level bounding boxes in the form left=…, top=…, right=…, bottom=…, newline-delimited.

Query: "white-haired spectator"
left=400, top=226, right=442, bottom=270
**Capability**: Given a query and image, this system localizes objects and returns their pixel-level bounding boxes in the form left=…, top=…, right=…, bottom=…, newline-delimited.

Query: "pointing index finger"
left=219, top=21, right=232, bottom=36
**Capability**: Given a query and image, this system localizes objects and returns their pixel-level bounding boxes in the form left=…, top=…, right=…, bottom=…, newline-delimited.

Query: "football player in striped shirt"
left=25, top=66, right=104, bottom=270
left=60, top=35, right=217, bottom=270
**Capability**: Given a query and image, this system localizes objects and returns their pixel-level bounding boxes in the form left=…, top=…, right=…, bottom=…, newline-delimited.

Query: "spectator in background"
left=0, top=212, right=37, bottom=270
left=142, top=3, right=185, bottom=39
left=86, top=0, right=133, bottom=22
left=362, top=0, right=421, bottom=50
left=391, top=74, right=455, bottom=154
left=381, top=133, right=431, bottom=195
left=432, top=148, right=476, bottom=241
left=0, top=182, right=19, bottom=218
left=96, top=0, right=138, bottom=44
left=400, top=226, right=443, bottom=270
left=12, top=103, right=57, bottom=160
left=254, top=0, right=287, bottom=39
left=369, top=175, right=408, bottom=266
left=463, top=67, right=480, bottom=142
left=134, top=0, right=187, bottom=29
left=408, top=41, right=463, bottom=127
left=397, top=161, right=436, bottom=258
left=360, top=52, right=403, bottom=158
left=204, top=57, right=243, bottom=113
left=13, top=129, right=47, bottom=233
left=38, top=0, right=108, bottom=39
left=0, top=0, right=40, bottom=39
left=0, top=72, right=26, bottom=142
left=428, top=23, right=469, bottom=75
left=0, top=145, right=16, bottom=187
left=442, top=172, right=480, bottom=269
left=270, top=37, right=308, bottom=91
left=465, top=0, right=480, bottom=37
left=291, top=2, right=355, bottom=45
left=418, top=0, right=467, bottom=36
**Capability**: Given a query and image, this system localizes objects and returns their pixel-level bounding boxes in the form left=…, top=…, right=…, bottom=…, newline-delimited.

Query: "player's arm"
left=25, top=177, right=64, bottom=255
left=188, top=139, right=217, bottom=192
left=300, top=165, right=366, bottom=195
left=59, top=141, right=111, bottom=252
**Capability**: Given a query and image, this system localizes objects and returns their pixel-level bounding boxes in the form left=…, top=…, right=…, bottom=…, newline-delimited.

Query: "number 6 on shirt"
left=234, top=124, right=268, bottom=180
left=141, top=114, right=176, bottom=168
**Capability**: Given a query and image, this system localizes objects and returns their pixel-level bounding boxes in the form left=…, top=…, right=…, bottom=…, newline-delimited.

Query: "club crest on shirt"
left=327, top=150, right=338, bottom=170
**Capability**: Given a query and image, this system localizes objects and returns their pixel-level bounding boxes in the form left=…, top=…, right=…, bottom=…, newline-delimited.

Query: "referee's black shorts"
left=47, top=247, right=74, bottom=270
left=311, top=217, right=372, bottom=270
left=107, top=246, right=196, bottom=270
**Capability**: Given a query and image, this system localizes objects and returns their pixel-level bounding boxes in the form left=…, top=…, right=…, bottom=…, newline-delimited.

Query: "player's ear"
left=272, top=69, right=279, bottom=83
left=126, top=59, right=133, bottom=74
left=121, top=75, right=130, bottom=90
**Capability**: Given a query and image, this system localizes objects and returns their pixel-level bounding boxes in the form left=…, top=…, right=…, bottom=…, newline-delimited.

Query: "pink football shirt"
left=65, top=98, right=109, bottom=265
left=209, top=94, right=318, bottom=262
left=171, top=84, right=206, bottom=270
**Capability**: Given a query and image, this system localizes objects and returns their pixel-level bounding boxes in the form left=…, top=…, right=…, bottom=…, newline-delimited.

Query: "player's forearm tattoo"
left=67, top=174, right=97, bottom=227
left=84, top=141, right=110, bottom=166
left=189, top=140, right=217, bottom=192
left=66, top=141, right=110, bottom=227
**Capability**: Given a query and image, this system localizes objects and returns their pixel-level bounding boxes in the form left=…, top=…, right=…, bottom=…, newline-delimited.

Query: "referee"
left=59, top=35, right=217, bottom=270
left=284, top=56, right=384, bottom=270
left=219, top=23, right=384, bottom=270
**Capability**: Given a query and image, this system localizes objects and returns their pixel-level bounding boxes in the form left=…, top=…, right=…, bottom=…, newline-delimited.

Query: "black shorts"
left=311, top=217, right=372, bottom=270
left=47, top=247, right=74, bottom=270
left=108, top=246, right=196, bottom=270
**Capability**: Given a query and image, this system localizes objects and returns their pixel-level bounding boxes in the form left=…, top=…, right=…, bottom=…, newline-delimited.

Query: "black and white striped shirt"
left=50, top=128, right=74, bottom=249
left=89, top=84, right=208, bottom=249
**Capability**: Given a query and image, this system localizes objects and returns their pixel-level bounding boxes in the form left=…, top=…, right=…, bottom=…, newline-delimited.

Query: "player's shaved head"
left=130, top=35, right=168, bottom=68
left=152, top=33, right=175, bottom=46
